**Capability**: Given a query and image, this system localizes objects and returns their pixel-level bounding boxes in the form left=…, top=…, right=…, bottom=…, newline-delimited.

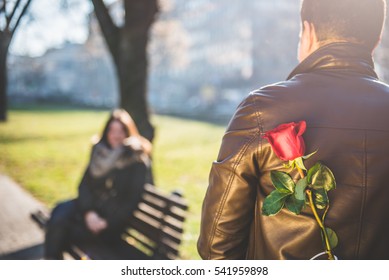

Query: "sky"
left=10, top=0, right=93, bottom=57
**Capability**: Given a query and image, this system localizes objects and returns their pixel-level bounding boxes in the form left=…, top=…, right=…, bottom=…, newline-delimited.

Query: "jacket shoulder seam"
left=252, top=93, right=264, bottom=165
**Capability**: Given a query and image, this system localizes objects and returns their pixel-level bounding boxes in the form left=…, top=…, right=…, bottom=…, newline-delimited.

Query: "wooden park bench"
left=31, top=184, right=189, bottom=260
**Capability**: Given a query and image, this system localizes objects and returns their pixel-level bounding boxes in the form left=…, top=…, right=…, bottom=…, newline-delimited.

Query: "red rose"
left=262, top=121, right=306, bottom=161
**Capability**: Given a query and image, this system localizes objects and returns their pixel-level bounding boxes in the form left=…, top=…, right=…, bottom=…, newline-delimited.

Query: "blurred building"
left=19, top=0, right=389, bottom=121
left=9, top=41, right=118, bottom=107
left=149, top=0, right=255, bottom=120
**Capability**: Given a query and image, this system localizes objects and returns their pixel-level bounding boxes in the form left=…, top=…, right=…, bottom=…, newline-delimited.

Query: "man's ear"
left=303, top=21, right=318, bottom=52
left=298, top=21, right=319, bottom=62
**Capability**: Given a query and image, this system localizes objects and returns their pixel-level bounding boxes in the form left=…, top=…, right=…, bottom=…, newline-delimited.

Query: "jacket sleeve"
left=77, top=146, right=96, bottom=214
left=197, top=93, right=262, bottom=259
left=77, top=170, right=95, bottom=214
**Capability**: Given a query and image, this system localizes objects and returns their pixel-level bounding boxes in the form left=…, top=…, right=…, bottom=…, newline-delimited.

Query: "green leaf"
left=307, top=162, right=336, bottom=192
left=307, top=162, right=320, bottom=184
left=262, top=190, right=291, bottom=216
left=312, top=188, right=329, bottom=210
left=270, top=171, right=295, bottom=193
left=295, top=177, right=308, bottom=201
left=321, top=227, right=338, bottom=249
left=295, top=157, right=307, bottom=171
left=285, top=195, right=306, bottom=215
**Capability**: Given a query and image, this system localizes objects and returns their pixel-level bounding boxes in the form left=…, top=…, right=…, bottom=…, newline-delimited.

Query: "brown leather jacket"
left=197, top=42, right=389, bottom=260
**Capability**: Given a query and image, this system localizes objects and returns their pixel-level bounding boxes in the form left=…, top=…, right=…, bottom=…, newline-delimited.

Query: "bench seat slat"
left=123, top=230, right=180, bottom=257
left=123, top=233, right=155, bottom=252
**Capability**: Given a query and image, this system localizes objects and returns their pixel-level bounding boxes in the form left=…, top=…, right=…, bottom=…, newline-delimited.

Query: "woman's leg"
left=44, top=200, right=77, bottom=259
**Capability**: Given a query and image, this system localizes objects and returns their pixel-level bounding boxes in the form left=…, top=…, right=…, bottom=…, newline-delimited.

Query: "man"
left=198, top=0, right=389, bottom=259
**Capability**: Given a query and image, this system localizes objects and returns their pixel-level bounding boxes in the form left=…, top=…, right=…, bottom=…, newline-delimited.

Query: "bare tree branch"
left=6, top=0, right=22, bottom=29
left=1, top=1, right=7, bottom=25
left=10, top=0, right=32, bottom=35
left=91, top=0, right=119, bottom=58
left=0, top=1, right=6, bottom=14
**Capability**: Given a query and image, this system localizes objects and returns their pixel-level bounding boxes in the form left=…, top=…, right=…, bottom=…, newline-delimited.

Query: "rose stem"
left=306, top=189, right=335, bottom=260
left=296, top=166, right=305, bottom=179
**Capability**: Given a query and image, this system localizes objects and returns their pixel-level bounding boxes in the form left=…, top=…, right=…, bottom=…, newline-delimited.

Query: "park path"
left=0, top=174, right=48, bottom=259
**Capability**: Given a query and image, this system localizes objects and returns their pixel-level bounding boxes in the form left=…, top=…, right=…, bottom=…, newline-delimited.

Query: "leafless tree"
left=0, top=0, right=33, bottom=121
left=91, top=0, right=159, bottom=141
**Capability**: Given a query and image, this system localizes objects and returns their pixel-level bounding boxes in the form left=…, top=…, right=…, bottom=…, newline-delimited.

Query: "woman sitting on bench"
left=44, top=109, right=152, bottom=260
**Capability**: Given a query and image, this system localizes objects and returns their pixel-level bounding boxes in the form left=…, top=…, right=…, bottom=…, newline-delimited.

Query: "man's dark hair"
left=301, top=0, right=386, bottom=50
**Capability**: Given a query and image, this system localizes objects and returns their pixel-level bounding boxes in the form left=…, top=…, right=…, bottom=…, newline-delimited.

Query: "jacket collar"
left=287, top=42, right=378, bottom=80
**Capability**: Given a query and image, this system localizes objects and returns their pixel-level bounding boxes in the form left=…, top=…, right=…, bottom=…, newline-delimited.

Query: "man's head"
left=298, top=0, right=387, bottom=62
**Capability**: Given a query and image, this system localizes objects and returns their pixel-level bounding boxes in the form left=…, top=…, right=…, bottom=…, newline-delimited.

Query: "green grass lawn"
left=0, top=107, right=227, bottom=260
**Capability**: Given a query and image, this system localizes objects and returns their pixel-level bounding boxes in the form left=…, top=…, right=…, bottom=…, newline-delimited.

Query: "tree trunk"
left=0, top=33, right=11, bottom=122
left=91, top=0, right=158, bottom=142
left=0, top=0, right=33, bottom=121
left=116, top=27, right=154, bottom=142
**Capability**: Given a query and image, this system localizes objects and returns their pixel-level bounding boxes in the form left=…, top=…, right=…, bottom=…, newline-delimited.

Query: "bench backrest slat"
left=144, top=184, right=188, bottom=210
left=136, top=204, right=184, bottom=233
left=129, top=211, right=182, bottom=244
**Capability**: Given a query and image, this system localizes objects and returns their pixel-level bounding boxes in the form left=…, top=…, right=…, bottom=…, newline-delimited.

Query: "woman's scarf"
left=88, top=137, right=148, bottom=178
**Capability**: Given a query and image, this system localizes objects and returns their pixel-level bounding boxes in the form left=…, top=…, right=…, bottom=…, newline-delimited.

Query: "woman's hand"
left=84, top=211, right=108, bottom=234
